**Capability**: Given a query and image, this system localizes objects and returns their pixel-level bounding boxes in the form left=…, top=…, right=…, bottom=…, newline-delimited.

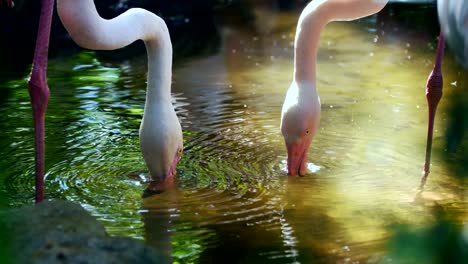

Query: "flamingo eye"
left=305, top=130, right=310, bottom=135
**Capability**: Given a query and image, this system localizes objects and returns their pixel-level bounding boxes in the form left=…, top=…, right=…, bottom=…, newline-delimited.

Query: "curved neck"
left=145, top=36, right=173, bottom=103
left=57, top=0, right=173, bottom=102
left=293, top=8, right=326, bottom=83
left=294, top=0, right=388, bottom=83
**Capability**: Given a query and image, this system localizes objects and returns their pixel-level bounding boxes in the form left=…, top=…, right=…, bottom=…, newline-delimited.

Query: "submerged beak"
left=147, top=151, right=182, bottom=193
left=286, top=140, right=310, bottom=176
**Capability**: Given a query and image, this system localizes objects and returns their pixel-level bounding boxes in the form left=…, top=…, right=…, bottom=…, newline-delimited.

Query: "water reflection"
left=0, top=2, right=467, bottom=263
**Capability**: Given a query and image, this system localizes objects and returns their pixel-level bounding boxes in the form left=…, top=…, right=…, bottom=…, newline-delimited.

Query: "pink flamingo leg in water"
left=28, top=0, right=54, bottom=203
left=420, top=32, right=445, bottom=190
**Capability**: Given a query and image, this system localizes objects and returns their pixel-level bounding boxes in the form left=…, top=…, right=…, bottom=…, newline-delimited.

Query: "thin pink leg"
left=28, top=0, right=54, bottom=203
left=420, top=32, right=445, bottom=190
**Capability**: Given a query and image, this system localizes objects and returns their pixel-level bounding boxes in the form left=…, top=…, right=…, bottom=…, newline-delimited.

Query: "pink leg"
left=28, top=0, right=54, bottom=203
left=420, top=32, right=445, bottom=190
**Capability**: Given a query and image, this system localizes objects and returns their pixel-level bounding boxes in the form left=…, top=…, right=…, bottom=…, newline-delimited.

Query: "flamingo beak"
left=147, top=151, right=182, bottom=193
left=285, top=139, right=310, bottom=176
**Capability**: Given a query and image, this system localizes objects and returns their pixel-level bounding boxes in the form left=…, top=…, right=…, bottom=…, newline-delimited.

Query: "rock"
left=0, top=201, right=164, bottom=264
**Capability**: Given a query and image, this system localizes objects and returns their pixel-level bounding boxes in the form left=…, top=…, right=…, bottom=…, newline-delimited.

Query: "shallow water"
left=0, top=3, right=467, bottom=263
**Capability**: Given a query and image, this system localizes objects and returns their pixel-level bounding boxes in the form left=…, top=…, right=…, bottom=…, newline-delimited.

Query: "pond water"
left=0, top=3, right=467, bottom=263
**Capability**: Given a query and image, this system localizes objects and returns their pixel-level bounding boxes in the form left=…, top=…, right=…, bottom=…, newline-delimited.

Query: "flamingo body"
left=438, top=0, right=468, bottom=68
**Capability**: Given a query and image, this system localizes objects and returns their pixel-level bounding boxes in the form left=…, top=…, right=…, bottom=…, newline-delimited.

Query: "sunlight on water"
left=0, top=2, right=466, bottom=263
left=279, top=160, right=321, bottom=174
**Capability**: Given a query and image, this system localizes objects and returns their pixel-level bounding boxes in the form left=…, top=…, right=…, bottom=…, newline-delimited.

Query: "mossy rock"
left=0, top=201, right=166, bottom=264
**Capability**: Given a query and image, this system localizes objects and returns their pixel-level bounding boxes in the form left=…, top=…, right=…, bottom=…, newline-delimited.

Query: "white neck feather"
left=57, top=0, right=173, bottom=105
left=294, top=0, right=388, bottom=83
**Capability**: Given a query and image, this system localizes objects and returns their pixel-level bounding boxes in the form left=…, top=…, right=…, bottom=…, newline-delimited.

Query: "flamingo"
left=2, top=0, right=183, bottom=202
left=421, top=0, right=468, bottom=188
left=1, top=0, right=462, bottom=202
left=280, top=0, right=390, bottom=176
left=57, top=0, right=183, bottom=192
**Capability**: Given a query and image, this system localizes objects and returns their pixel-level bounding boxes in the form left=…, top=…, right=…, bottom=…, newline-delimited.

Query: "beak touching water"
left=286, top=139, right=311, bottom=176
left=147, top=150, right=182, bottom=192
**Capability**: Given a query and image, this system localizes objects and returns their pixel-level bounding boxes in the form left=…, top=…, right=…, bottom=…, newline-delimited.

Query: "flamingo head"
left=140, top=106, right=183, bottom=192
left=280, top=82, right=320, bottom=176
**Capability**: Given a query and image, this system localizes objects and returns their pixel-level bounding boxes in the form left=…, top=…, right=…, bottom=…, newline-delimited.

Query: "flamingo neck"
left=293, top=0, right=388, bottom=84
left=145, top=36, right=173, bottom=105
left=57, top=0, right=173, bottom=105
left=293, top=11, right=325, bottom=84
